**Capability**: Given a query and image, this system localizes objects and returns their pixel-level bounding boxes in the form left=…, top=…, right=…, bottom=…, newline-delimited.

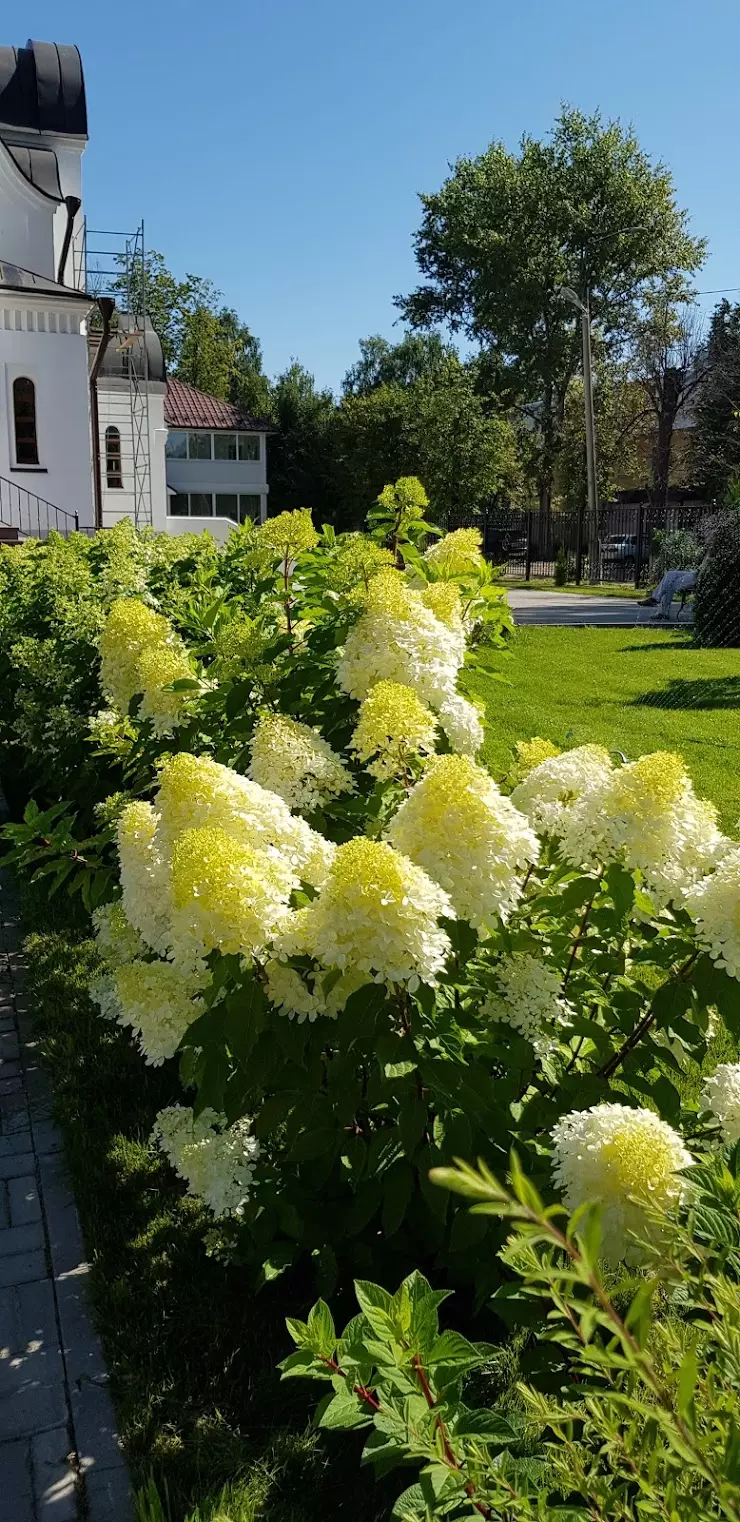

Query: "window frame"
left=165, top=429, right=262, bottom=460
left=11, top=376, right=40, bottom=468
left=166, top=492, right=264, bottom=523
left=104, top=425, right=123, bottom=489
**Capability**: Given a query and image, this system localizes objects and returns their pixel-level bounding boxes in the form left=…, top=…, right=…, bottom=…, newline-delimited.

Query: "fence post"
left=525, top=511, right=533, bottom=582
left=575, top=500, right=583, bottom=585
left=634, top=503, right=645, bottom=590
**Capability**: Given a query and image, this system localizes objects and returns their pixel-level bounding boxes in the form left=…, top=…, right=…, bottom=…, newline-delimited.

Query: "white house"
left=0, top=38, right=271, bottom=540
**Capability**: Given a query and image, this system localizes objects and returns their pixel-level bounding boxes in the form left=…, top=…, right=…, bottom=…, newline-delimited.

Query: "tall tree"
left=342, top=332, right=451, bottom=396
left=268, top=363, right=339, bottom=519
left=556, top=356, right=645, bottom=511
left=692, top=300, right=740, bottom=502
left=335, top=356, right=520, bottom=525
left=631, top=292, right=706, bottom=509
left=398, top=106, right=705, bottom=516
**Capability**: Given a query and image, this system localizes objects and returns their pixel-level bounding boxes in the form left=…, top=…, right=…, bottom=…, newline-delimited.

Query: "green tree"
left=399, top=106, right=705, bottom=516
left=335, top=357, right=520, bottom=525
left=268, top=362, right=340, bottom=519
left=631, top=290, right=707, bottom=509
left=693, top=300, right=740, bottom=502
left=342, top=331, right=451, bottom=395
left=556, top=356, right=645, bottom=511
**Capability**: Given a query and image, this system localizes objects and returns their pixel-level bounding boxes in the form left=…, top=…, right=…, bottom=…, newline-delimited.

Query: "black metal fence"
left=0, top=475, right=81, bottom=540
left=447, top=502, right=709, bottom=586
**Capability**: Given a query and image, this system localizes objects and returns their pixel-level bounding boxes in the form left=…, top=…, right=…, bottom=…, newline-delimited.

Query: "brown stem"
left=600, top=951, right=699, bottom=1081
left=282, top=558, right=293, bottom=640
left=323, top=1356, right=381, bottom=1412
left=411, top=1355, right=492, bottom=1519
left=562, top=889, right=598, bottom=990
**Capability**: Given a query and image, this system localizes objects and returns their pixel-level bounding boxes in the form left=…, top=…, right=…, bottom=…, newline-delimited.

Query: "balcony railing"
left=0, top=476, right=83, bottom=540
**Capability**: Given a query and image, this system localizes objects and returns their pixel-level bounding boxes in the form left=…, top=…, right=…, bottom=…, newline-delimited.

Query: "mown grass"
left=467, top=626, right=740, bottom=830
left=501, top=577, right=644, bottom=598
left=20, top=884, right=392, bottom=1522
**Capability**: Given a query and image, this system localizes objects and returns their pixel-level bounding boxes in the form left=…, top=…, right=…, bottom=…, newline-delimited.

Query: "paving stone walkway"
left=0, top=863, right=133, bottom=1520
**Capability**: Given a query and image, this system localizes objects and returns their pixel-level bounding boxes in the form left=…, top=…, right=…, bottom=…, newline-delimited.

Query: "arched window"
left=105, top=426, right=123, bottom=489
left=13, top=377, right=39, bottom=466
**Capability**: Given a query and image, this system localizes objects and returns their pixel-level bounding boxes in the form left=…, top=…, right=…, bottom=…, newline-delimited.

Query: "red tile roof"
left=164, top=378, right=273, bottom=432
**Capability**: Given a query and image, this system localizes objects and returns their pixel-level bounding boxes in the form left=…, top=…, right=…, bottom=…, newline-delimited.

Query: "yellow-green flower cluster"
left=386, top=755, right=539, bottom=929
left=327, top=535, right=394, bottom=595
left=171, top=825, right=296, bottom=963
left=276, top=837, right=452, bottom=994
left=211, top=615, right=269, bottom=680
left=551, top=1103, right=692, bottom=1265
left=508, top=737, right=561, bottom=785
left=100, top=959, right=206, bottom=1066
left=92, top=901, right=146, bottom=967
left=376, top=476, right=428, bottom=526
left=562, top=750, right=727, bottom=908
left=154, top=751, right=334, bottom=886
left=337, top=571, right=466, bottom=710
left=436, top=693, right=484, bottom=757
left=99, top=597, right=194, bottom=735
left=510, top=744, right=613, bottom=837
left=248, top=713, right=353, bottom=813
left=257, top=508, right=318, bottom=559
left=424, top=527, right=484, bottom=578
left=350, top=681, right=438, bottom=781
left=152, top=1105, right=260, bottom=1217
left=421, top=582, right=463, bottom=628
left=685, top=847, right=740, bottom=980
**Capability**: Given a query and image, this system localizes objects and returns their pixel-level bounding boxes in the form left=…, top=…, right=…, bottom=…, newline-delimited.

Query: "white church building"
left=0, top=38, right=270, bottom=541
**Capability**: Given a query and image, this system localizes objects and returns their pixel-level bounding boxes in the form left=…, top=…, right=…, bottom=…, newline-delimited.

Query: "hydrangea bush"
left=2, top=495, right=740, bottom=1306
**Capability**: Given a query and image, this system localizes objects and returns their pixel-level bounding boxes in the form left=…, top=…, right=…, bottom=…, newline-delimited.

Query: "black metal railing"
left=445, top=501, right=709, bottom=586
left=0, top=476, right=82, bottom=540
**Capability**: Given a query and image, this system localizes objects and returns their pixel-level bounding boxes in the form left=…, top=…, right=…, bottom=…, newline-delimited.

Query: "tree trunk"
left=651, top=369, right=681, bottom=511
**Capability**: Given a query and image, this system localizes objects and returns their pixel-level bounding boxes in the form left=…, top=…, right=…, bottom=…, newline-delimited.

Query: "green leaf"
left=317, top=1389, right=372, bottom=1431
left=381, top=1160, right=414, bottom=1238
left=453, top=1408, right=518, bottom=1442
left=677, top=1343, right=698, bottom=1424
left=398, top=1095, right=427, bottom=1155
left=391, top=1483, right=430, bottom=1521
left=354, top=1280, right=397, bottom=1342
left=288, top=1127, right=338, bottom=1163
left=307, top=1299, right=336, bottom=1357
left=559, top=875, right=598, bottom=912
left=606, top=863, right=635, bottom=919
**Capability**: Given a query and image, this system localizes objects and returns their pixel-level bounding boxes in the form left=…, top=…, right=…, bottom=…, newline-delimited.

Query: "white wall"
left=97, top=380, right=168, bottom=530
left=0, top=295, right=94, bottom=529
left=0, top=139, right=57, bottom=278
left=164, top=515, right=234, bottom=545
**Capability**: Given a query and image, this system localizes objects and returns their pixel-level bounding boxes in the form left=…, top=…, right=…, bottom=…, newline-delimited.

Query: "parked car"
left=600, top=532, right=638, bottom=569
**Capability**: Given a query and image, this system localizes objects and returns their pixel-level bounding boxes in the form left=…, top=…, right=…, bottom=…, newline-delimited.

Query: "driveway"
left=506, top=590, right=694, bottom=628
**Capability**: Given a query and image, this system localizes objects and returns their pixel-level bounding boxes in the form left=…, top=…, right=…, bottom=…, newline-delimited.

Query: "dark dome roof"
left=0, top=40, right=87, bottom=136
left=91, top=314, right=167, bottom=385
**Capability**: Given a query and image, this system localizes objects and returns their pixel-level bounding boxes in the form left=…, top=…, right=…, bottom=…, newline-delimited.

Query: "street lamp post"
left=560, top=285, right=599, bottom=584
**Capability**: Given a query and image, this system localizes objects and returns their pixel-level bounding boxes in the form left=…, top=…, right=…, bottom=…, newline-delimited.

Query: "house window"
left=214, top=433, right=237, bottom=461
left=189, top=492, right=213, bottom=516
left=169, top=494, right=189, bottom=517
left=238, top=435, right=260, bottom=461
left=105, top=426, right=123, bottom=488
left=13, top=377, right=39, bottom=466
left=239, top=494, right=261, bottom=522
left=165, top=431, right=187, bottom=459
left=188, top=432, right=212, bottom=460
left=215, top=494, right=239, bottom=521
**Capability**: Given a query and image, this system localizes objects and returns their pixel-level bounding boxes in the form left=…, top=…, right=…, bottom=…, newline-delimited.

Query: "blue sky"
left=7, top=0, right=740, bottom=391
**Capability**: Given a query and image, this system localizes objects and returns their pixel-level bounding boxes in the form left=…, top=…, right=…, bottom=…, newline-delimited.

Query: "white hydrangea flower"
left=685, top=847, right=740, bottom=980
left=386, top=755, right=539, bottom=929
left=436, top=692, right=485, bottom=757
left=264, top=948, right=367, bottom=1024
left=276, top=837, right=452, bottom=995
left=154, top=752, right=335, bottom=888
left=551, top=1103, right=693, bottom=1264
left=92, top=901, right=147, bottom=967
left=248, top=712, right=353, bottom=814
left=424, top=527, right=484, bottom=577
left=117, top=801, right=172, bottom=955
left=701, top=1062, right=740, bottom=1142
left=484, top=953, right=573, bottom=1053
left=561, top=751, right=728, bottom=909
left=170, top=826, right=296, bottom=964
left=337, top=571, right=466, bottom=710
left=99, top=959, right=206, bottom=1066
left=152, top=1105, right=260, bottom=1217
left=510, top=745, right=613, bottom=838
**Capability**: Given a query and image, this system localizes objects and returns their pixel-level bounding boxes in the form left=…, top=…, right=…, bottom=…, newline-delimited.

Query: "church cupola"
left=0, top=41, right=87, bottom=284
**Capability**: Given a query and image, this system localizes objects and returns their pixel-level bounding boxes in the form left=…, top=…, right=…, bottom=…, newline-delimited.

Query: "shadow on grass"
left=635, top=677, right=740, bottom=710
left=619, top=638, right=696, bottom=654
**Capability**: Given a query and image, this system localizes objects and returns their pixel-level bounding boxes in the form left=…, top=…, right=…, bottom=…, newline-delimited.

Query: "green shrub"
left=694, top=507, right=740, bottom=646
left=553, top=544, right=568, bottom=585
left=653, top=527, right=703, bottom=578
left=285, top=1151, right=740, bottom=1520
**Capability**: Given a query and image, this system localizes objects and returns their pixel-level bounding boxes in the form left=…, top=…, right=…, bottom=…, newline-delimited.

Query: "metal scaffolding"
left=80, top=220, right=153, bottom=528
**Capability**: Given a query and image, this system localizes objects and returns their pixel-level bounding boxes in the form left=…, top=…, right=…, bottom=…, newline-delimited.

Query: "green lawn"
left=467, top=626, right=740, bottom=830
left=502, top=577, right=643, bottom=598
